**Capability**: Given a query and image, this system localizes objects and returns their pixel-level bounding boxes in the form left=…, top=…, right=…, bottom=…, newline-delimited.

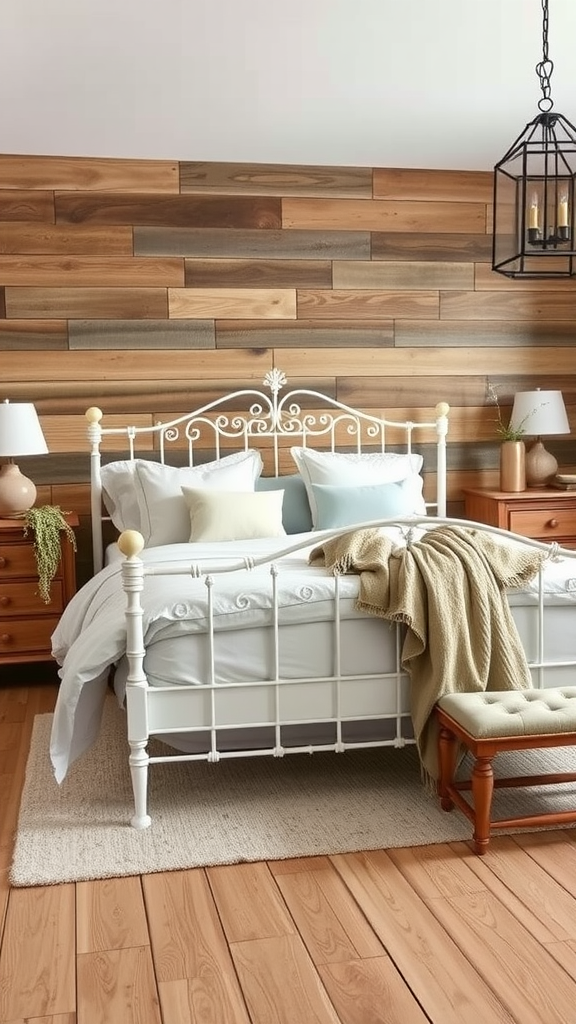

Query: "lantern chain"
left=536, top=0, right=554, bottom=113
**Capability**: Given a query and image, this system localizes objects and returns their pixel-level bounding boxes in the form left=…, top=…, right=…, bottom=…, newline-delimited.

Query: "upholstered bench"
left=436, top=688, right=576, bottom=854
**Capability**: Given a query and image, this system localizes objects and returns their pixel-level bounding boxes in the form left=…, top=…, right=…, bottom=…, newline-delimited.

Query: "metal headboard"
left=86, top=368, right=450, bottom=572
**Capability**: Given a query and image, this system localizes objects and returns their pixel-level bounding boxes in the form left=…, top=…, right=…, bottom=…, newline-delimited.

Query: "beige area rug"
left=11, top=696, right=576, bottom=887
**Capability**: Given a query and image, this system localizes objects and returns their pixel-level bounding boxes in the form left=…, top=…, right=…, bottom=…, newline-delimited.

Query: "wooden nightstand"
left=0, top=513, right=78, bottom=665
left=462, top=487, right=576, bottom=549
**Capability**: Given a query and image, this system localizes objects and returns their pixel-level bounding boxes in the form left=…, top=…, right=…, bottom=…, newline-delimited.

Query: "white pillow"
left=100, top=459, right=142, bottom=531
left=135, top=450, right=263, bottom=547
left=291, top=447, right=426, bottom=526
left=182, top=487, right=286, bottom=542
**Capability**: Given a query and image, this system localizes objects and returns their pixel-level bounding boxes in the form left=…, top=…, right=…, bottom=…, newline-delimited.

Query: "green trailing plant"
left=486, top=382, right=528, bottom=442
left=23, top=505, right=77, bottom=604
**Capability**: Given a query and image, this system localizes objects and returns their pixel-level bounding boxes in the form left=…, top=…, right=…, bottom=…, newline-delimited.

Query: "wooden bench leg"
left=438, top=724, right=459, bottom=810
left=471, top=756, right=494, bottom=855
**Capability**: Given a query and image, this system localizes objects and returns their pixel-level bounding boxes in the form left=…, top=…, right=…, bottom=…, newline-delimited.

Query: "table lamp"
left=0, top=400, right=49, bottom=516
left=508, top=389, right=570, bottom=487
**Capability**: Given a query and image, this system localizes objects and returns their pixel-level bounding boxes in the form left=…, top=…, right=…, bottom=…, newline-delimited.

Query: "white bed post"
left=118, top=529, right=152, bottom=829
left=434, top=402, right=450, bottom=517
left=86, top=407, right=105, bottom=573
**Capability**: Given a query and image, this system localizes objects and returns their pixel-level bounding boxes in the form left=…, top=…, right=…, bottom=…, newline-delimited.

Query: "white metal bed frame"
left=83, top=369, right=576, bottom=829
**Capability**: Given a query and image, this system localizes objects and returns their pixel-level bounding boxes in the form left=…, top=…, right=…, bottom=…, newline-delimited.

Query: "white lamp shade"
left=508, top=390, right=570, bottom=437
left=0, top=401, right=48, bottom=457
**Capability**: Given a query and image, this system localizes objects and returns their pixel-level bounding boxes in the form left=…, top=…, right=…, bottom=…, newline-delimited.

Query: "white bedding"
left=50, top=527, right=576, bottom=784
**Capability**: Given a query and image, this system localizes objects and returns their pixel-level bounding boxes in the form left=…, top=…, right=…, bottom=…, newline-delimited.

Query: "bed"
left=49, top=368, right=576, bottom=827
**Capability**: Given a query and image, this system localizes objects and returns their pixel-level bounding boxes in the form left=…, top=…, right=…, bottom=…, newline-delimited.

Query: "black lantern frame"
left=492, top=0, right=576, bottom=278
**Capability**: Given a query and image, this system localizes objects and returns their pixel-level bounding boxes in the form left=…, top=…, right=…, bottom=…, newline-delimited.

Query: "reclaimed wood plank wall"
left=1, top=154, right=575, bottom=581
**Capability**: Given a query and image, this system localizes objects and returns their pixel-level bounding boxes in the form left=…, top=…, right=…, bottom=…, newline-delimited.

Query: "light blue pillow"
left=311, top=480, right=424, bottom=530
left=256, top=475, right=313, bottom=534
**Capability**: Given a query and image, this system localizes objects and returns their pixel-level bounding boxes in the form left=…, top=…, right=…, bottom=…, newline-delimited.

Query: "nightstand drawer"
left=0, top=580, right=64, bottom=616
left=0, top=616, right=61, bottom=654
left=509, top=507, right=576, bottom=539
left=0, top=543, right=49, bottom=579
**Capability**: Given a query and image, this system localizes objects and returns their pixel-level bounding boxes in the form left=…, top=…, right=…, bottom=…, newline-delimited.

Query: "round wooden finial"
left=118, top=530, right=145, bottom=557
left=435, top=402, right=450, bottom=418
left=85, top=406, right=103, bottom=424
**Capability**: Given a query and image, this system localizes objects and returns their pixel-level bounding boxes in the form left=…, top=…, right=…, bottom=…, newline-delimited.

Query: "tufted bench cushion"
left=437, top=687, right=576, bottom=739
left=436, top=687, right=576, bottom=854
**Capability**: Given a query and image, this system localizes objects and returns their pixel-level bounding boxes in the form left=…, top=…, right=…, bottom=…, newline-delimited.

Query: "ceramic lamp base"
left=525, top=438, right=558, bottom=488
left=0, top=462, right=37, bottom=516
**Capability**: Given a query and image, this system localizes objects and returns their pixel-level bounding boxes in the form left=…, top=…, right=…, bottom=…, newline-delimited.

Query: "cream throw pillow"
left=182, top=487, right=286, bottom=542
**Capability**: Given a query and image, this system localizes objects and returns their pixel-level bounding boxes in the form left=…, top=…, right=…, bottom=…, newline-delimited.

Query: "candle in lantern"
left=528, top=195, right=539, bottom=229
left=558, top=193, right=569, bottom=228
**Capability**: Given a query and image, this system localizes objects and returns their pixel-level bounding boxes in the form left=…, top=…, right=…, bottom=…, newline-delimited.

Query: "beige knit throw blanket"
left=309, top=525, right=545, bottom=782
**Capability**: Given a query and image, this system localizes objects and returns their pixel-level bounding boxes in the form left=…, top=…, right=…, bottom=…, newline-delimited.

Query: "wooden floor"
left=2, top=674, right=576, bottom=1024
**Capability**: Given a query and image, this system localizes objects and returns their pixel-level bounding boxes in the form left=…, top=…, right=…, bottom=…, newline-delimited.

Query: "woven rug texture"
left=10, top=696, right=576, bottom=886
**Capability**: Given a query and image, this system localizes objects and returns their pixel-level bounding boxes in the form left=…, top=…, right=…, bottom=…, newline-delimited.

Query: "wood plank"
left=0, top=885, right=76, bottom=1020
left=276, top=346, right=576, bottom=377
left=231, top=934, right=341, bottom=1024
left=474, top=262, right=576, bottom=291
left=450, top=837, right=576, bottom=943
left=282, top=198, right=486, bottom=232
left=135, top=226, right=370, bottom=259
left=394, top=319, right=576, bottom=347
left=0, top=320, right=68, bottom=349
left=5, top=377, right=289, bottom=415
left=441, top=290, right=576, bottom=320
left=5, top=287, right=168, bottom=320
left=373, top=167, right=493, bottom=202
left=216, top=319, right=394, bottom=348
left=41, top=414, right=154, bottom=454
left=76, top=876, right=150, bottom=953
left=69, top=318, right=215, bottom=350
left=0, top=256, right=184, bottom=288
left=428, top=888, right=576, bottom=1024
left=0, top=154, right=179, bottom=192
left=268, top=856, right=336, bottom=876
left=0, top=348, right=271, bottom=382
left=544, top=939, right=576, bottom=983
left=511, top=830, right=576, bottom=897
left=318, top=956, right=431, bottom=1024
left=297, top=289, right=439, bottom=319
left=55, top=193, right=282, bottom=228
left=76, top=946, right=161, bottom=1024
left=181, top=161, right=372, bottom=197
left=337, top=374, right=486, bottom=408
left=331, top=850, right=513, bottom=1024
left=143, top=869, right=251, bottom=1021
left=275, top=867, right=385, bottom=963
left=207, top=863, right=294, bottom=942
left=185, top=258, right=332, bottom=289
left=333, top=260, right=473, bottom=289
left=386, top=843, right=486, bottom=900
left=372, top=231, right=493, bottom=261
left=169, top=287, right=296, bottom=320
left=0, top=191, right=54, bottom=222
left=0, top=222, right=133, bottom=255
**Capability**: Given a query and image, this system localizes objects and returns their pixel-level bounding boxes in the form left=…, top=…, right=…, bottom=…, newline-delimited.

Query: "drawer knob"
left=0, top=557, right=6, bottom=569
left=0, top=633, right=11, bottom=645
left=0, top=595, right=9, bottom=607
left=548, top=518, right=560, bottom=529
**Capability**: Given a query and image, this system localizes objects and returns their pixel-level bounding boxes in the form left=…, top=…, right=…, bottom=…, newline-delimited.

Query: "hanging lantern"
left=492, top=0, right=576, bottom=278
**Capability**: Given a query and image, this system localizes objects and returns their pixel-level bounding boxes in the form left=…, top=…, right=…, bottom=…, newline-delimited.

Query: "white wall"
left=4, top=0, right=576, bottom=170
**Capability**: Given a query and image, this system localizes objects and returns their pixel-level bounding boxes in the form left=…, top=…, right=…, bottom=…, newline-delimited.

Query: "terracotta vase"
left=499, top=440, right=526, bottom=492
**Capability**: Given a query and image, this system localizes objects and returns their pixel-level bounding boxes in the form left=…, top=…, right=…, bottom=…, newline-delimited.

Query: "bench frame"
left=437, top=707, right=576, bottom=854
